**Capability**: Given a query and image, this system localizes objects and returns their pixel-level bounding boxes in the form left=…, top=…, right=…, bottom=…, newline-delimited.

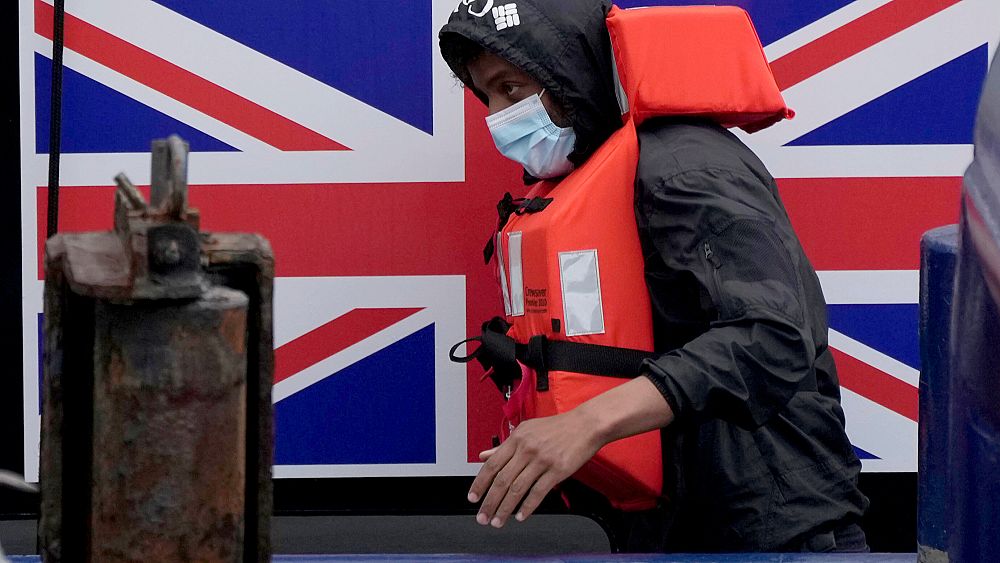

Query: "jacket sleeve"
left=636, top=166, right=818, bottom=430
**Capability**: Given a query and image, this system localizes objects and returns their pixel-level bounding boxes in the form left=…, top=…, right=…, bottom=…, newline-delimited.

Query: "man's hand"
left=468, top=409, right=603, bottom=529
left=467, top=375, right=675, bottom=528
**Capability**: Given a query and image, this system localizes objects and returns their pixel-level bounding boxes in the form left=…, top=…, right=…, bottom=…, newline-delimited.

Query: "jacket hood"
left=440, top=3, right=794, bottom=170
left=440, top=0, right=623, bottom=167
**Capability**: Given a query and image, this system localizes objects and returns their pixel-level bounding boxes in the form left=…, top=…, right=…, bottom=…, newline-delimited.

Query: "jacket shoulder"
left=635, top=118, right=773, bottom=189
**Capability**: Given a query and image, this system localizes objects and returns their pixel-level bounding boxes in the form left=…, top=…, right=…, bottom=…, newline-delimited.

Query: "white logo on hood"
left=454, top=0, right=494, bottom=18
left=453, top=0, right=521, bottom=31
left=493, top=4, right=520, bottom=30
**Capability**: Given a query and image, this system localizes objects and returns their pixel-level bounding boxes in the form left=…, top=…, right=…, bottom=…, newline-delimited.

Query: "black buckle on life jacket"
left=482, top=194, right=553, bottom=264
left=497, top=192, right=524, bottom=227
left=483, top=193, right=524, bottom=264
left=515, top=197, right=553, bottom=216
left=448, top=317, right=521, bottom=392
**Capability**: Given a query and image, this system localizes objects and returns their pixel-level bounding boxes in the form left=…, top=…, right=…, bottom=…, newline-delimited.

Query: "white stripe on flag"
left=828, top=329, right=920, bottom=387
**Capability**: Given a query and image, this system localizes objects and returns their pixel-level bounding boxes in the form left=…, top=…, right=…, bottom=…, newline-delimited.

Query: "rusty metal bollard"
left=40, top=135, right=275, bottom=563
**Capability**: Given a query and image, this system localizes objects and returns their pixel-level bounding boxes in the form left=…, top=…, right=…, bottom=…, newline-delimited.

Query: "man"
left=440, top=0, right=869, bottom=552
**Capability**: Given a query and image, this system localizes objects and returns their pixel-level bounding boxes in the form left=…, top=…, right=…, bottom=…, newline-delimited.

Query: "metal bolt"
left=155, top=239, right=182, bottom=266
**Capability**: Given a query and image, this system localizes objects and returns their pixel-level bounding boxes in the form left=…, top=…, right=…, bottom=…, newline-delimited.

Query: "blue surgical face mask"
left=485, top=90, right=577, bottom=179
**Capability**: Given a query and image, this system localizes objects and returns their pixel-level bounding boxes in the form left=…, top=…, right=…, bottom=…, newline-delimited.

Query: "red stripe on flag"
left=770, top=0, right=962, bottom=90
left=778, top=177, right=962, bottom=271
left=34, top=0, right=349, bottom=151
left=274, top=308, right=424, bottom=385
left=37, top=177, right=962, bottom=279
left=831, top=347, right=918, bottom=422
left=36, top=181, right=499, bottom=279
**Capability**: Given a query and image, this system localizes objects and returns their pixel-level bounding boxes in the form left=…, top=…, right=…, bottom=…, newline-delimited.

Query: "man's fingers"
left=468, top=442, right=514, bottom=503
left=478, top=453, right=529, bottom=526
left=490, top=462, right=545, bottom=528
left=513, top=473, right=559, bottom=523
left=479, top=447, right=498, bottom=461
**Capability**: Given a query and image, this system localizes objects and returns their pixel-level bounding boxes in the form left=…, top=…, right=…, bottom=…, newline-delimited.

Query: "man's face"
left=467, top=52, right=570, bottom=127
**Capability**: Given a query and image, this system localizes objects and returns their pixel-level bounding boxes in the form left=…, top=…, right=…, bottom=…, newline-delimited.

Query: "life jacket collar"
left=607, top=5, right=794, bottom=132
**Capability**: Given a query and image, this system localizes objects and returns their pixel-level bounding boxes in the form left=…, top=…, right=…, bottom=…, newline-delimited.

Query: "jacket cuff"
left=641, top=359, right=685, bottom=421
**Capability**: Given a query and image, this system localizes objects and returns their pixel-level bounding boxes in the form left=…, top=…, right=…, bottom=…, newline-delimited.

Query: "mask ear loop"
left=537, top=88, right=563, bottom=128
left=537, top=89, right=574, bottom=138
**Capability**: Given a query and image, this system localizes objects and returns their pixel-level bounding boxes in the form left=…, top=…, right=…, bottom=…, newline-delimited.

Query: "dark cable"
left=46, top=0, right=66, bottom=239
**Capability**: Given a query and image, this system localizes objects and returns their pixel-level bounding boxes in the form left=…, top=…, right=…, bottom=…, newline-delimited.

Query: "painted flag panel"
left=17, top=0, right=1000, bottom=480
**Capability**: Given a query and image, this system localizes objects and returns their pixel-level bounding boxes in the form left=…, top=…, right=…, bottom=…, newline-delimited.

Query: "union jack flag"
left=18, top=0, right=999, bottom=480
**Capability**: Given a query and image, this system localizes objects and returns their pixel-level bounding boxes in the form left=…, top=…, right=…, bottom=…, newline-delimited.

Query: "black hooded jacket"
left=441, top=0, right=868, bottom=552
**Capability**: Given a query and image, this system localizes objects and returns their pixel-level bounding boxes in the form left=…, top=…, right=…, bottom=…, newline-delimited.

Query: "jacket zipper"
left=703, top=241, right=725, bottom=316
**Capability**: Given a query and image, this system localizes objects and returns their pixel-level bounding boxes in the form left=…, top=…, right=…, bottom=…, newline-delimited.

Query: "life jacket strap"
left=483, top=194, right=555, bottom=264
left=449, top=317, right=657, bottom=393
left=514, top=196, right=553, bottom=216
left=449, top=317, right=523, bottom=392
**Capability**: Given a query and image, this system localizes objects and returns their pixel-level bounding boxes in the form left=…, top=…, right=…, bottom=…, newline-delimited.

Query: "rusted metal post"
left=41, top=135, right=274, bottom=563
left=90, top=290, right=249, bottom=562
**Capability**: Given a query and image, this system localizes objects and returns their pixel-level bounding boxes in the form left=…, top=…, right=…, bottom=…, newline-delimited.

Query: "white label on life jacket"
left=508, top=232, right=525, bottom=317
left=497, top=231, right=513, bottom=316
left=558, top=250, right=606, bottom=336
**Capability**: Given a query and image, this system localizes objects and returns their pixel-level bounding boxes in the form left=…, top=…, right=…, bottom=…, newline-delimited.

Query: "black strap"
left=451, top=318, right=656, bottom=393
left=483, top=194, right=554, bottom=264
left=46, top=0, right=67, bottom=239
left=450, top=317, right=521, bottom=392
left=528, top=338, right=655, bottom=379
left=519, top=335, right=550, bottom=391
left=483, top=193, right=523, bottom=264
left=448, top=338, right=482, bottom=364
left=515, top=197, right=553, bottom=215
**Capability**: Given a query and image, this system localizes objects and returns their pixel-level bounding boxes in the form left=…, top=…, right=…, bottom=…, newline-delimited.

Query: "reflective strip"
left=496, top=232, right=512, bottom=316
left=558, top=250, right=606, bottom=336
left=609, top=35, right=629, bottom=116
left=508, top=232, right=525, bottom=317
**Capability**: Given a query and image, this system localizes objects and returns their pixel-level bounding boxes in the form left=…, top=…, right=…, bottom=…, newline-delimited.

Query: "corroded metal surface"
left=90, top=288, right=248, bottom=563
left=55, top=136, right=205, bottom=302
left=41, top=136, right=274, bottom=563
left=204, top=232, right=276, bottom=563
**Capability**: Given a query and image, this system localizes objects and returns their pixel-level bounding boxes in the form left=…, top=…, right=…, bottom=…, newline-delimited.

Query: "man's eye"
left=503, top=83, right=519, bottom=96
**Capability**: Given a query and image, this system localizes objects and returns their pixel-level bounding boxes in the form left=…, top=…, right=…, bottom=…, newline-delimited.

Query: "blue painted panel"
left=853, top=445, right=879, bottom=460
left=615, top=0, right=855, bottom=46
left=275, top=325, right=437, bottom=465
left=789, top=45, right=988, bottom=146
left=152, top=0, right=434, bottom=134
left=35, top=54, right=235, bottom=154
left=828, top=304, right=920, bottom=370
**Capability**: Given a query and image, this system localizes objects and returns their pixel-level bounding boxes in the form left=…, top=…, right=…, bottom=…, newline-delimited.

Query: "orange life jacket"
left=455, top=5, right=792, bottom=512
